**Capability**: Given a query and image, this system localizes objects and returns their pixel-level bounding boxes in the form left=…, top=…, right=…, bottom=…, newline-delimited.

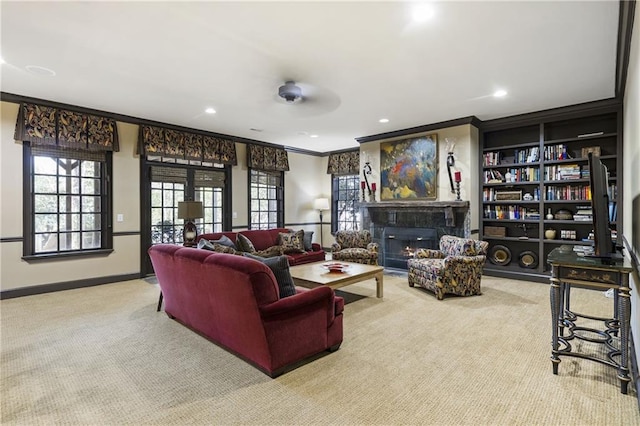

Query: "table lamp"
left=177, top=201, right=204, bottom=247
left=313, top=197, right=330, bottom=247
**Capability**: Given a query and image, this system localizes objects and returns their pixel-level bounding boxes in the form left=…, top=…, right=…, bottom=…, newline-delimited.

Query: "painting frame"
left=380, top=133, right=438, bottom=200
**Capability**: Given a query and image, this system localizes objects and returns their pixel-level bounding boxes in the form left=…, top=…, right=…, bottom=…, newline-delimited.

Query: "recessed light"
left=412, top=3, right=435, bottom=22
left=205, top=107, right=216, bottom=114
left=310, top=134, right=319, bottom=138
left=379, top=118, right=390, bottom=123
left=493, top=90, right=507, bottom=98
left=25, top=65, right=56, bottom=76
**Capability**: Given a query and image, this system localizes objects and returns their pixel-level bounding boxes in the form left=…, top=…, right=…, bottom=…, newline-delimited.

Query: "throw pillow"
left=253, top=245, right=284, bottom=258
left=278, top=230, right=305, bottom=254
left=244, top=253, right=297, bottom=298
left=197, top=239, right=237, bottom=254
left=236, top=233, right=256, bottom=253
left=210, top=235, right=236, bottom=249
left=303, top=231, right=314, bottom=251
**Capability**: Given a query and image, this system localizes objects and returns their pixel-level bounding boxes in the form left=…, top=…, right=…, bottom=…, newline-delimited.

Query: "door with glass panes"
left=142, top=164, right=226, bottom=275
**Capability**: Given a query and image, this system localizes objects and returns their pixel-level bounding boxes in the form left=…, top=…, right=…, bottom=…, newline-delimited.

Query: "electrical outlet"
left=232, top=211, right=238, bottom=219
left=116, top=214, right=124, bottom=222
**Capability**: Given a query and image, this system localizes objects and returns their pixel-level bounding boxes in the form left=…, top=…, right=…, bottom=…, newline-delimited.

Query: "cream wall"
left=622, top=3, right=639, bottom=381
left=359, top=124, right=480, bottom=233
left=285, top=152, right=331, bottom=247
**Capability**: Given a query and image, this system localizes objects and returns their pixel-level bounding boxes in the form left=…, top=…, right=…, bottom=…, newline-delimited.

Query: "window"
left=25, top=146, right=112, bottom=257
left=249, top=169, right=283, bottom=229
left=332, top=174, right=360, bottom=232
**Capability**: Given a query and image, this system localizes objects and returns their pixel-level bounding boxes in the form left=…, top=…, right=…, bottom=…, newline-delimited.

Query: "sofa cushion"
left=244, top=253, right=297, bottom=298
left=303, top=231, right=314, bottom=251
left=279, top=230, right=305, bottom=254
left=236, top=233, right=256, bottom=253
left=197, top=238, right=238, bottom=254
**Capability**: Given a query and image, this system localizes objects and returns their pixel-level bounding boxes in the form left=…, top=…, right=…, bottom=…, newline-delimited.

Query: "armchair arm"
left=331, top=243, right=342, bottom=252
left=443, top=255, right=487, bottom=272
left=260, top=286, right=340, bottom=325
left=415, top=248, right=445, bottom=259
left=366, top=242, right=379, bottom=252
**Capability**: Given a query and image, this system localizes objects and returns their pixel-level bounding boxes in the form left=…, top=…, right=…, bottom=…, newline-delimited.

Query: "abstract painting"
left=380, top=134, right=438, bottom=200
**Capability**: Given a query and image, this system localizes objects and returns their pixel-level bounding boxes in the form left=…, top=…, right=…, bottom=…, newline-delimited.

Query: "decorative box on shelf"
left=484, top=226, right=507, bottom=237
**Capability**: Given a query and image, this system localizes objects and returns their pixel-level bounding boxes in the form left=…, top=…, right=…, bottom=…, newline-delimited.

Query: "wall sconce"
left=314, top=197, right=330, bottom=248
left=177, top=201, right=204, bottom=247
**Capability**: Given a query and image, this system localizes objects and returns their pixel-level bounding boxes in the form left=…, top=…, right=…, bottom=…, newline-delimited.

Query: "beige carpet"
left=1, top=273, right=638, bottom=425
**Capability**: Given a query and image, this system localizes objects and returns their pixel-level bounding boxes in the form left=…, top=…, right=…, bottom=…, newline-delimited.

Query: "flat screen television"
left=587, top=152, right=622, bottom=261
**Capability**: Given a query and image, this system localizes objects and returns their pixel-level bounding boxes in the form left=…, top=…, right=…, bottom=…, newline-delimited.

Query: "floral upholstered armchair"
left=331, top=230, right=379, bottom=265
left=407, top=235, right=489, bottom=300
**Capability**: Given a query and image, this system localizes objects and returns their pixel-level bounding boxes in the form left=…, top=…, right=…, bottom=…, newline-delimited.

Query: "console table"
left=547, top=246, right=633, bottom=394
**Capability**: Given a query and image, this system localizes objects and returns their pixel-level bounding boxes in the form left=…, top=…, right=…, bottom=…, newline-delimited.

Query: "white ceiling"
left=0, top=1, right=620, bottom=153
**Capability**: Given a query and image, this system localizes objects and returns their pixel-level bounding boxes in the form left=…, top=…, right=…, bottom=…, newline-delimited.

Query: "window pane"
left=59, top=196, right=80, bottom=213
left=58, top=176, right=80, bottom=194
left=35, top=233, right=57, bottom=253
left=81, top=177, right=100, bottom=194
left=151, top=189, right=163, bottom=207
left=34, top=195, right=57, bottom=213
left=59, top=232, right=81, bottom=251
left=82, top=196, right=101, bottom=212
left=34, top=175, right=57, bottom=193
left=82, top=232, right=101, bottom=248
left=60, top=213, right=81, bottom=231
left=34, top=156, right=58, bottom=174
left=34, top=214, right=58, bottom=232
left=81, top=161, right=99, bottom=177
left=82, top=213, right=100, bottom=230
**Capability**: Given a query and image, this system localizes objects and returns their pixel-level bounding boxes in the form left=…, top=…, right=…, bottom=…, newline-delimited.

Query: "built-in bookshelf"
left=479, top=100, right=622, bottom=282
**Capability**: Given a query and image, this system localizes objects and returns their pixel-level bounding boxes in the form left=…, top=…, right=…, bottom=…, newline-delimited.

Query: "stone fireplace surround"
left=359, top=200, right=470, bottom=269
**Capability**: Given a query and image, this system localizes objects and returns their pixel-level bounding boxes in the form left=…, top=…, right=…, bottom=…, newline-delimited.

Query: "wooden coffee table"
left=289, top=261, right=384, bottom=298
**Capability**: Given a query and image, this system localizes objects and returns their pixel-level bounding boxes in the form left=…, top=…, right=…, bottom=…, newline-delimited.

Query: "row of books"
left=483, top=147, right=540, bottom=166
left=484, top=205, right=531, bottom=220
left=545, top=185, right=591, bottom=201
left=543, top=144, right=572, bottom=161
left=482, top=187, right=541, bottom=202
left=483, top=167, right=540, bottom=183
left=544, top=164, right=583, bottom=180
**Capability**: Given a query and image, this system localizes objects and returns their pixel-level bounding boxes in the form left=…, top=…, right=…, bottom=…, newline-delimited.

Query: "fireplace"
left=359, top=200, right=470, bottom=270
left=383, top=227, right=437, bottom=269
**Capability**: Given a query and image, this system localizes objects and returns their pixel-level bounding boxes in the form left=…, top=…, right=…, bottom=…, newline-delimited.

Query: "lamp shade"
left=313, top=198, right=330, bottom=211
left=177, top=201, right=204, bottom=220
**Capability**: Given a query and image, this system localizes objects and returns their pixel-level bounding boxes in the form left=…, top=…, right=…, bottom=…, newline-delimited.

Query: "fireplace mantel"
left=359, top=200, right=469, bottom=210
left=359, top=200, right=469, bottom=228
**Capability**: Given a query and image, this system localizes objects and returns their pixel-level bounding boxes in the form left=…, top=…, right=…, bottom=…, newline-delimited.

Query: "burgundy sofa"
left=148, top=244, right=343, bottom=377
left=197, top=228, right=325, bottom=265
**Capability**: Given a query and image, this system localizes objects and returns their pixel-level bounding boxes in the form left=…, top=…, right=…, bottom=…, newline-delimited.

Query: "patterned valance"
left=14, top=103, right=119, bottom=152
left=139, top=125, right=237, bottom=166
left=327, top=150, right=359, bottom=175
left=247, top=144, right=290, bottom=172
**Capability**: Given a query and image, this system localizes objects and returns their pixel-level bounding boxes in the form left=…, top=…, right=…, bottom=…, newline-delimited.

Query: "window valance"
left=327, top=150, right=359, bottom=175
left=14, top=103, right=119, bottom=152
left=139, top=125, right=237, bottom=166
left=247, top=144, right=290, bottom=172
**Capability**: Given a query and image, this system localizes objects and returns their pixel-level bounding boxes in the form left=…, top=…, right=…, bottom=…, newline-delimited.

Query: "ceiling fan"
left=278, top=80, right=303, bottom=103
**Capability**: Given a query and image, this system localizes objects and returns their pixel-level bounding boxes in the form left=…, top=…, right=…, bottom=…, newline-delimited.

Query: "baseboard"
left=0, top=273, right=141, bottom=299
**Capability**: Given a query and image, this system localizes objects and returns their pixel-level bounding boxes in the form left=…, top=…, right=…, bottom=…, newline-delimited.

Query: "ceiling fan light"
left=278, top=80, right=302, bottom=103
